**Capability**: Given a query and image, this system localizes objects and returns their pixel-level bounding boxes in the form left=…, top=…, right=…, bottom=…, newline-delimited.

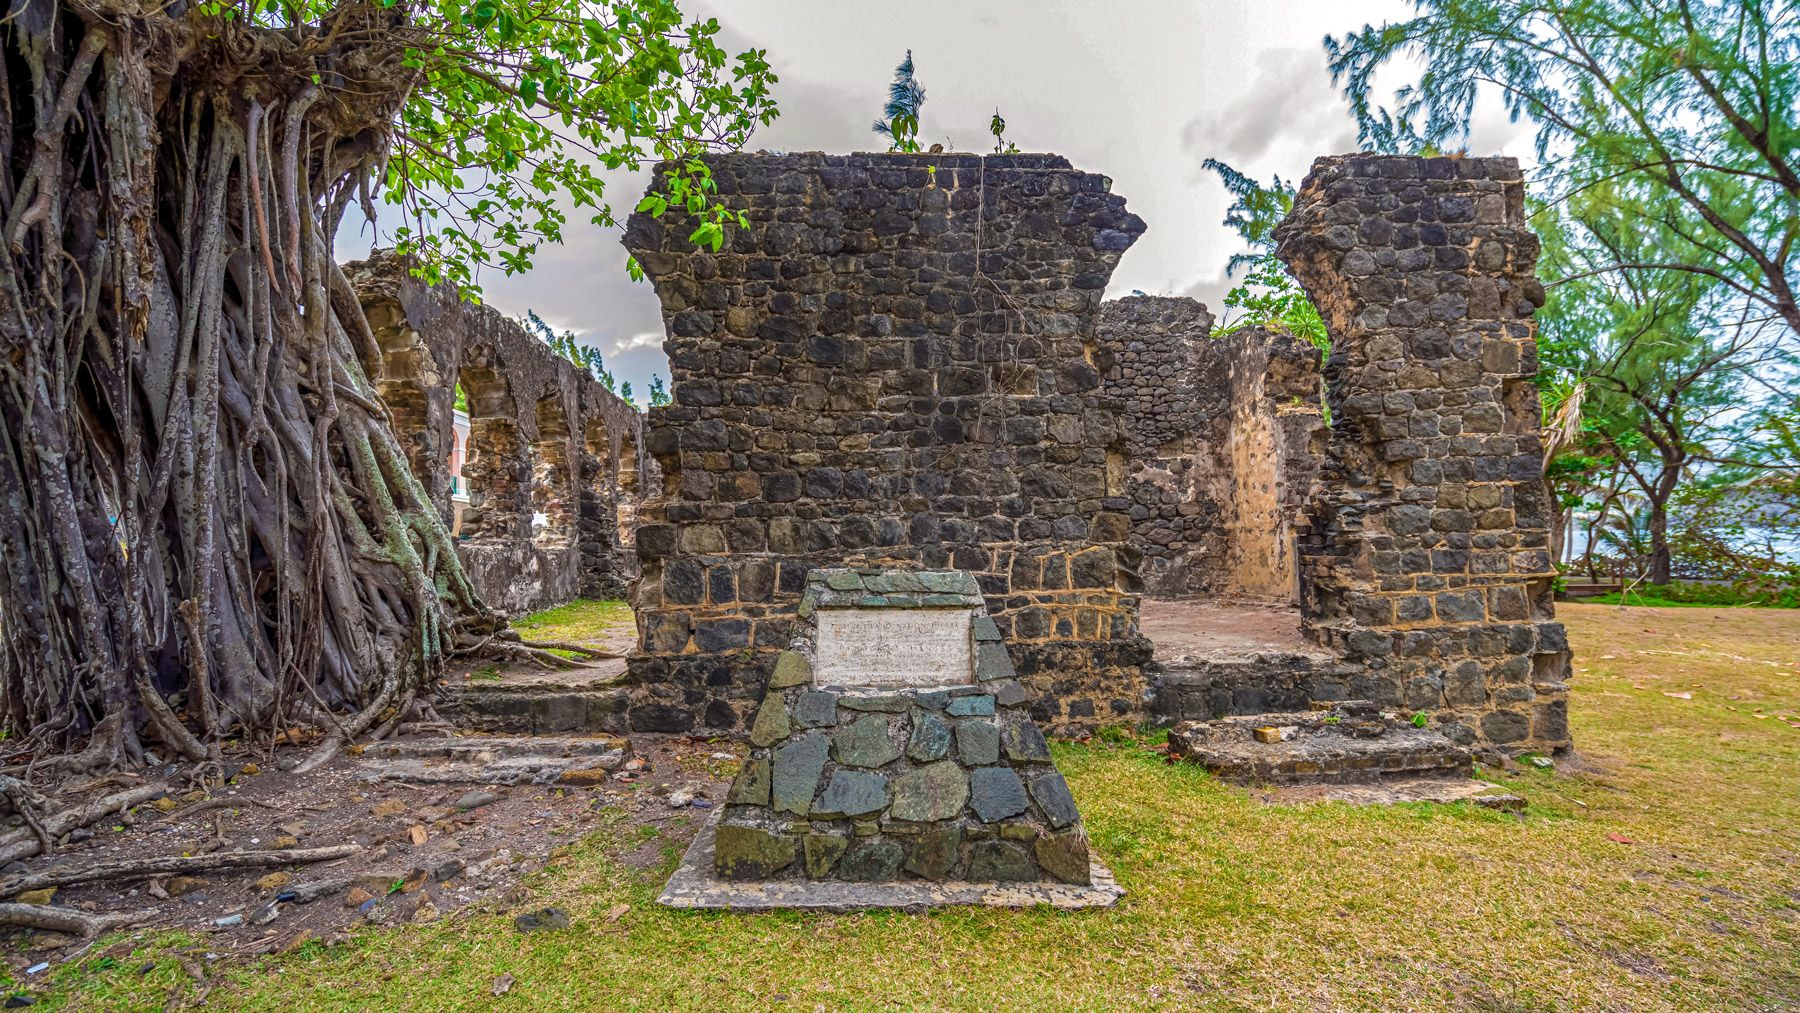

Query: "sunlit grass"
left=15, top=604, right=1800, bottom=1011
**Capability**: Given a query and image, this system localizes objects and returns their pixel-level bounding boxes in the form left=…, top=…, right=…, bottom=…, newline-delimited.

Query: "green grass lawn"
left=15, top=603, right=1800, bottom=1011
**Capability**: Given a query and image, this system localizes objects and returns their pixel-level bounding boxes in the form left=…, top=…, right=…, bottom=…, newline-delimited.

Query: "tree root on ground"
left=0, top=903, right=158, bottom=937
left=0, top=784, right=170, bottom=866
left=0, top=844, right=363, bottom=897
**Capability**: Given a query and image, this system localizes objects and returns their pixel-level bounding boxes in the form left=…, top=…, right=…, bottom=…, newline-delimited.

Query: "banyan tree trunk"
left=0, top=2, right=500, bottom=774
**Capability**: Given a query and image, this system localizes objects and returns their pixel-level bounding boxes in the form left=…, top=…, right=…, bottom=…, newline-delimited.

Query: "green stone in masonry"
left=1001, top=714, right=1052, bottom=762
left=858, top=594, right=889, bottom=607
left=726, top=757, right=771, bottom=806
left=974, top=642, right=1016, bottom=681
left=912, top=689, right=953, bottom=711
left=748, top=692, right=791, bottom=747
left=923, top=593, right=970, bottom=606
left=838, top=693, right=910, bottom=713
left=917, top=572, right=964, bottom=594
left=833, top=714, right=901, bottom=768
left=969, top=767, right=1029, bottom=822
left=967, top=839, right=1036, bottom=882
left=888, top=761, right=969, bottom=822
left=797, top=595, right=817, bottom=619
left=971, top=615, right=1002, bottom=642
left=714, top=824, right=797, bottom=880
left=1027, top=771, right=1080, bottom=829
left=907, top=711, right=951, bottom=761
left=825, top=572, right=864, bottom=591
left=772, top=732, right=829, bottom=816
left=836, top=838, right=905, bottom=882
left=884, top=572, right=925, bottom=593
left=803, top=832, right=849, bottom=878
left=903, top=824, right=963, bottom=881
left=1034, top=827, right=1092, bottom=885
left=791, top=690, right=839, bottom=728
left=990, top=679, right=1031, bottom=706
left=946, top=694, right=994, bottom=717
left=998, top=821, right=1041, bottom=842
left=954, top=719, right=1000, bottom=765
left=768, top=651, right=812, bottom=689
left=813, top=770, right=889, bottom=818
left=861, top=574, right=895, bottom=594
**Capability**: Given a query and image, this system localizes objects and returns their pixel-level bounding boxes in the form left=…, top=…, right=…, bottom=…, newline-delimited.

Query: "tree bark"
left=0, top=2, right=505, bottom=775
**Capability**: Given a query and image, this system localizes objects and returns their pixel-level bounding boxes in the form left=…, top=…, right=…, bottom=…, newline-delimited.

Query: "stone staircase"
left=437, top=662, right=631, bottom=735
left=1167, top=701, right=1472, bottom=784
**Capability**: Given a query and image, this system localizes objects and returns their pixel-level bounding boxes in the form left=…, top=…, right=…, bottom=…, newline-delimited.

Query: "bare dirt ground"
left=1137, top=597, right=1323, bottom=657
left=0, top=732, right=738, bottom=977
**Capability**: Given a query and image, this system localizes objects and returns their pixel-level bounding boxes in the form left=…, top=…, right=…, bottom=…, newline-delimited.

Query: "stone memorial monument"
left=659, top=567, right=1121, bottom=909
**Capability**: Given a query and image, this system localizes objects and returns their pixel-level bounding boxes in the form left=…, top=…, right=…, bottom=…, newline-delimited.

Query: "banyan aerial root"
left=0, top=2, right=580, bottom=781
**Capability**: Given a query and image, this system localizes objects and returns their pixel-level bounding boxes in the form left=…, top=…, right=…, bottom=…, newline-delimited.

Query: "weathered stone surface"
left=967, top=840, right=1036, bottom=882
left=907, top=711, right=952, bottom=761
left=768, top=651, right=813, bottom=688
left=748, top=693, right=790, bottom=748
left=772, top=731, right=829, bottom=815
left=803, top=832, right=849, bottom=878
left=903, top=825, right=964, bottom=882
left=973, top=642, right=1016, bottom=683
left=969, top=767, right=1030, bottom=822
left=954, top=720, right=1000, bottom=766
left=1027, top=772, right=1080, bottom=830
left=715, top=824, right=796, bottom=880
left=888, top=762, right=970, bottom=823
left=838, top=694, right=911, bottom=713
left=814, top=609, right=975, bottom=688
left=792, top=690, right=839, bottom=728
left=1001, top=715, right=1052, bottom=763
left=814, top=770, right=889, bottom=818
left=1034, top=827, right=1092, bottom=885
left=726, top=757, right=771, bottom=806
left=946, top=695, right=995, bottom=717
left=837, top=838, right=906, bottom=882
left=621, top=152, right=1151, bottom=736
left=833, top=714, right=901, bottom=768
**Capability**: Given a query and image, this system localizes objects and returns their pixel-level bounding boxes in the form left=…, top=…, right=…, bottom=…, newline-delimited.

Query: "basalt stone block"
left=955, top=720, right=1000, bottom=765
left=947, top=694, right=995, bottom=717
left=1026, top=771, right=1080, bottom=830
left=833, top=714, right=902, bottom=768
left=748, top=693, right=791, bottom=748
left=814, top=770, right=889, bottom=818
left=768, top=650, right=812, bottom=689
left=715, top=825, right=796, bottom=880
left=1001, top=715, right=1052, bottom=763
left=1035, top=827, right=1092, bottom=885
left=792, top=690, right=839, bottom=728
left=727, top=757, right=771, bottom=806
left=837, top=838, right=906, bottom=882
left=974, top=642, right=1016, bottom=682
left=889, top=761, right=969, bottom=823
left=772, top=732, right=829, bottom=815
left=803, top=832, right=849, bottom=878
left=838, top=694, right=911, bottom=713
left=903, top=824, right=964, bottom=882
left=969, top=767, right=1030, bottom=822
left=967, top=840, right=1036, bottom=882
left=907, top=711, right=952, bottom=761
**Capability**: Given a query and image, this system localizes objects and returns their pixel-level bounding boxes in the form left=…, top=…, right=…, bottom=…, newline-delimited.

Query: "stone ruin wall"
left=620, top=152, right=1152, bottom=736
left=348, top=251, right=650, bottom=614
left=1099, top=298, right=1324, bottom=601
left=1274, top=154, right=1571, bottom=751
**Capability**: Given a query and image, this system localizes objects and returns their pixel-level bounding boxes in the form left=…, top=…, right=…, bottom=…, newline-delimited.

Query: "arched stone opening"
left=456, top=345, right=528, bottom=542
left=530, top=391, right=576, bottom=547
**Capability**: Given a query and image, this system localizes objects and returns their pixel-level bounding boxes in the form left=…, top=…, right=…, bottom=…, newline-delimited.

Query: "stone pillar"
left=1274, top=153, right=1571, bottom=752
left=622, top=152, right=1151, bottom=736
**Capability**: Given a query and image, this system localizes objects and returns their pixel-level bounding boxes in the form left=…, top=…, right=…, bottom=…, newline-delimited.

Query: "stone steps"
left=356, top=734, right=632, bottom=786
left=1167, top=703, right=1472, bottom=784
left=1148, top=648, right=1355, bottom=723
left=438, top=667, right=630, bottom=735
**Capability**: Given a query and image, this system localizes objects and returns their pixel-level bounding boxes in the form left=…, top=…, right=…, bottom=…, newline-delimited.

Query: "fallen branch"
left=0, top=844, right=363, bottom=897
left=0, top=784, right=169, bottom=866
left=0, top=903, right=159, bottom=937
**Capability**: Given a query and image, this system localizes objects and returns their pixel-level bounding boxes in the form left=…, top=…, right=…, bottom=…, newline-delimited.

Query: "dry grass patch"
left=12, top=603, right=1799, bottom=1010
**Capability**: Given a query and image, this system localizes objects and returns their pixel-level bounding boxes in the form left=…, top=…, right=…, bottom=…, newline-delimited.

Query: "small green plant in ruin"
left=872, top=49, right=926, bottom=153
left=990, top=109, right=1019, bottom=154
left=1411, top=712, right=1430, bottom=728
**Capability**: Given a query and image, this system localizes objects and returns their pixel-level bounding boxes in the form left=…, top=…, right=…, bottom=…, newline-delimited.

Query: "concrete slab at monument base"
left=659, top=814, right=1124, bottom=912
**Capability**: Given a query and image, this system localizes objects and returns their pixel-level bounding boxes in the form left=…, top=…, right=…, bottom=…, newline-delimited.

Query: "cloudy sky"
left=337, top=0, right=1537, bottom=403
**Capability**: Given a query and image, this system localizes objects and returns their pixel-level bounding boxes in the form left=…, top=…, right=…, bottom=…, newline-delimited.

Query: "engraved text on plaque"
left=812, top=609, right=975, bottom=687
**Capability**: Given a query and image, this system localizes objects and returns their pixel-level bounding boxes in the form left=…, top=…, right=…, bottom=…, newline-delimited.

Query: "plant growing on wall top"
left=873, top=50, right=928, bottom=153
left=991, top=109, right=1019, bottom=154
left=1203, top=159, right=1329, bottom=349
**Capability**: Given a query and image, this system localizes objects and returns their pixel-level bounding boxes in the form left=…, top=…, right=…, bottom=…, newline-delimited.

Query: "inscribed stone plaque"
left=813, top=609, right=975, bottom=687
